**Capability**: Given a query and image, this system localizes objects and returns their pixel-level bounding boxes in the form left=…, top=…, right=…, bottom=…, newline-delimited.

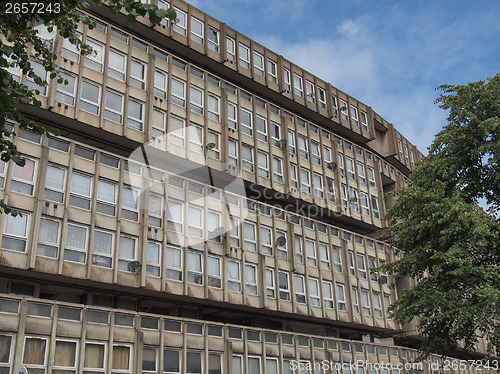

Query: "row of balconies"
left=1, top=294, right=483, bottom=374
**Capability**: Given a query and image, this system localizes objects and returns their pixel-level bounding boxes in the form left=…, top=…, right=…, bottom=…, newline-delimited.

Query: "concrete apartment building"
left=0, top=1, right=494, bottom=373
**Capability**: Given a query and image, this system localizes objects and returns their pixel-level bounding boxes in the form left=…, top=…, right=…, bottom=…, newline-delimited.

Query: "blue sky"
left=188, top=0, right=500, bottom=154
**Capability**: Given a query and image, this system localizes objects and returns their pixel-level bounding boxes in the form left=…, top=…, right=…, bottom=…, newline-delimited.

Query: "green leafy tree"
left=383, top=73, right=500, bottom=359
left=0, top=0, right=176, bottom=214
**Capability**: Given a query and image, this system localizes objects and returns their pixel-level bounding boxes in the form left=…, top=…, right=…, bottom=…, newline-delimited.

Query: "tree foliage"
left=0, top=0, right=176, bottom=214
left=383, top=74, right=500, bottom=359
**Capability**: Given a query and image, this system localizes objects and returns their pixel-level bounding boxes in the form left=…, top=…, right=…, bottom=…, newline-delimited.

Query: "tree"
left=382, top=74, right=500, bottom=359
left=0, top=0, right=176, bottom=214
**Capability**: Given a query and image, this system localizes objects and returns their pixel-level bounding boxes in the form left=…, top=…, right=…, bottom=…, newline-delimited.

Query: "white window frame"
left=172, top=7, right=187, bottom=35
left=243, top=222, right=257, bottom=252
left=171, top=78, right=186, bottom=107
left=130, top=59, right=146, bottom=89
left=309, top=278, right=321, bottom=307
left=319, top=242, right=330, bottom=270
left=226, top=36, right=235, bottom=61
left=300, top=168, right=311, bottom=194
left=108, top=49, right=126, bottom=82
left=207, top=26, right=219, bottom=52
left=121, top=185, right=139, bottom=221
left=350, top=105, right=359, bottom=126
left=323, top=281, right=334, bottom=309
left=37, top=217, right=61, bottom=259
left=257, top=151, right=269, bottom=178
left=228, top=260, right=241, bottom=292
left=245, top=263, right=258, bottom=295
left=2, top=213, right=30, bottom=252
left=96, top=179, right=117, bottom=216
left=44, top=164, right=66, bottom=203
left=189, top=85, right=204, bottom=115
left=346, top=157, right=355, bottom=179
left=360, top=110, right=368, bottom=131
left=56, top=72, right=77, bottom=106
left=306, top=80, right=315, bottom=103
left=290, top=164, right=298, bottom=189
left=352, top=286, right=360, bottom=314
left=339, top=99, right=348, bottom=120
left=167, top=199, right=184, bottom=232
left=272, top=157, right=284, bottom=184
left=238, top=43, right=250, bottom=69
left=84, top=38, right=104, bottom=72
left=103, top=89, right=124, bottom=124
left=278, top=271, right=290, bottom=301
left=317, top=87, right=327, bottom=108
left=373, top=292, right=383, bottom=318
left=371, top=196, right=380, bottom=219
left=361, top=289, right=372, bottom=316
left=208, top=255, right=222, bottom=288
left=360, top=192, right=370, bottom=216
left=265, top=268, right=275, bottom=299
left=240, top=107, right=253, bottom=136
left=190, top=16, right=204, bottom=45
left=80, top=80, right=101, bottom=115
left=294, top=274, right=306, bottom=304
left=332, top=246, right=342, bottom=273
left=293, top=73, right=303, bottom=97
left=305, top=239, right=316, bottom=267
left=313, top=173, right=324, bottom=198
left=187, top=251, right=203, bottom=285
left=166, top=245, right=183, bottom=281
left=283, top=68, right=291, bottom=91
left=127, top=98, right=145, bottom=131
left=253, top=51, right=264, bottom=76
left=267, top=59, right=277, bottom=83
left=146, top=241, right=161, bottom=277
left=241, top=144, right=254, bottom=172
left=256, top=115, right=267, bottom=141
left=294, top=235, right=303, bottom=264
left=367, top=166, right=376, bottom=188
left=64, top=222, right=88, bottom=264
left=91, top=229, right=114, bottom=268
left=207, top=94, right=220, bottom=122
left=336, top=284, right=347, bottom=311
left=228, top=102, right=237, bottom=130
left=118, top=235, right=137, bottom=272
left=228, top=138, right=238, bottom=167
left=154, top=69, right=168, bottom=99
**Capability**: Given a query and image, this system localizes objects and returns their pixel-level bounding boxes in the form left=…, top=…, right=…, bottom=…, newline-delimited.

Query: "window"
left=190, top=85, right=204, bottom=115
left=126, top=99, right=144, bottom=131
left=186, top=351, right=202, bottom=374
left=0, top=335, right=13, bottom=371
left=253, top=51, right=264, bottom=76
left=96, top=179, right=116, bottom=216
left=270, top=157, right=284, bottom=184
left=118, top=235, right=137, bottom=271
left=257, top=152, right=269, bottom=178
left=2, top=213, right=30, bottom=252
left=367, top=167, right=376, bottom=188
left=358, top=162, right=366, bottom=184
left=310, top=142, right=321, bottom=165
left=265, top=59, right=278, bottom=83
left=348, top=251, right=356, bottom=276
left=319, top=243, right=330, bottom=270
left=207, top=26, right=219, bottom=52
left=352, top=287, right=360, bottom=314
left=166, top=245, right=182, bottom=281
left=332, top=246, right=342, bottom=272
left=23, top=336, right=48, bottom=371
left=167, top=199, right=183, bottom=232
left=80, top=80, right=101, bottom=115
left=191, top=16, right=203, bottom=44
left=121, top=186, right=139, bottom=221
left=398, top=139, right=404, bottom=159
left=294, top=275, right=306, bottom=303
left=164, top=348, right=181, bottom=374
left=341, top=184, right=348, bottom=208
left=83, top=342, right=106, bottom=371
left=104, top=90, right=123, bottom=123
left=305, top=239, right=316, bottom=267
left=290, top=164, right=298, bottom=189
left=26, top=59, right=47, bottom=95
left=281, top=68, right=291, bottom=92
left=384, top=294, right=392, bottom=318
left=56, top=72, right=77, bottom=106
left=323, top=281, right=334, bottom=309
left=241, top=144, right=254, bottom=172
left=360, top=111, right=368, bottom=131
left=346, top=157, right=355, bottom=180
left=410, top=149, right=415, bottom=166
left=172, top=8, right=187, bottom=35
left=339, top=99, right=348, bottom=120
left=208, top=94, right=220, bottom=121
left=313, top=173, right=324, bottom=198
left=207, top=131, right=220, bottom=160
left=108, top=49, right=126, bottom=81
left=260, top=225, right=272, bottom=255
left=127, top=60, right=145, bottom=90
left=240, top=108, right=253, bottom=135
left=37, top=217, right=60, bottom=258
left=61, top=35, right=80, bottom=62
left=92, top=229, right=113, bottom=268
left=207, top=211, right=221, bottom=241
left=264, top=268, right=276, bottom=298
left=228, top=102, right=237, bottom=129
left=226, top=36, right=235, bottom=61
left=169, top=115, right=186, bottom=147
left=256, top=115, right=267, bottom=141
left=373, top=292, right=383, bottom=318
left=350, top=105, right=359, bottom=126
left=294, top=235, right=303, bottom=263
left=69, top=172, right=92, bottom=209
left=360, top=192, right=370, bottom=216
left=142, top=347, right=157, bottom=373
left=228, top=260, right=241, bottom=292
left=239, top=43, right=250, bottom=69
left=208, top=256, right=222, bottom=288
left=297, top=136, right=308, bottom=162
left=245, top=263, right=258, bottom=295
left=326, top=178, right=335, bottom=203
left=318, top=87, right=327, bottom=108
left=300, top=168, right=311, bottom=194
left=309, top=278, right=320, bottom=306
left=242, top=222, right=257, bottom=252
left=293, top=73, right=303, bottom=96
left=361, top=289, right=372, bottom=316
left=84, top=39, right=104, bottom=72
left=371, top=196, right=380, bottom=219
left=349, top=187, right=360, bottom=212
left=64, top=223, right=88, bottom=263
left=278, top=271, right=290, bottom=301
left=228, top=139, right=238, bottom=167
left=154, top=70, right=168, bottom=99
left=306, top=80, right=315, bottom=103
left=336, top=284, right=347, bottom=311
left=148, top=194, right=163, bottom=227
left=43, top=164, right=65, bottom=203
left=187, top=251, right=203, bottom=285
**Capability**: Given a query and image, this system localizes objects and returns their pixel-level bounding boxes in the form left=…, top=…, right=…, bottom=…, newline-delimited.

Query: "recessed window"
left=208, top=27, right=219, bottom=52
left=293, top=73, right=303, bottom=97
left=2, top=213, right=30, bottom=252
left=118, top=235, right=137, bottom=272
left=241, top=144, right=254, bottom=172
left=80, top=81, right=101, bottom=115
left=171, top=78, right=186, bottom=107
left=268, top=59, right=277, bottom=83
left=92, top=229, right=113, bottom=268
left=56, top=72, right=77, bottom=106
left=189, top=85, right=204, bottom=115
left=172, top=8, right=187, bottom=35
left=104, top=90, right=123, bottom=123
left=253, top=51, right=264, bottom=76
left=84, top=38, right=104, bottom=72
left=130, top=60, right=146, bottom=89
left=37, top=217, right=60, bottom=258
left=154, top=70, right=168, bottom=99
left=64, top=223, right=88, bottom=263
left=238, top=43, right=250, bottom=69
left=190, top=17, right=203, bottom=44
left=226, top=36, right=235, bottom=61
left=228, top=260, right=241, bottom=292
left=69, top=172, right=92, bottom=209
left=108, top=49, right=126, bottom=81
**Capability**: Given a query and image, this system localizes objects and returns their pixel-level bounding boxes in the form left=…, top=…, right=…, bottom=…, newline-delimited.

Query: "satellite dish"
left=206, top=142, right=216, bottom=150
left=16, top=367, right=28, bottom=374
left=327, top=162, right=337, bottom=170
left=210, top=227, right=225, bottom=238
left=276, top=236, right=286, bottom=247
left=127, top=261, right=142, bottom=272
